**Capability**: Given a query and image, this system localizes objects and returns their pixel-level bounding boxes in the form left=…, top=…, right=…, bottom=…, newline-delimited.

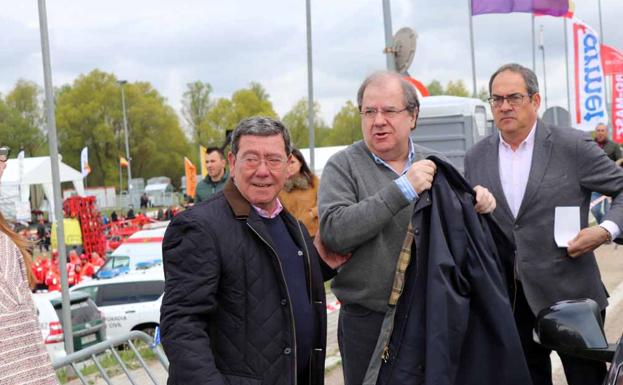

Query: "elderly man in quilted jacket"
left=160, top=116, right=340, bottom=385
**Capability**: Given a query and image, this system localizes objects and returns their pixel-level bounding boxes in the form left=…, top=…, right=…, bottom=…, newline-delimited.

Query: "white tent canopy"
left=0, top=156, right=85, bottom=220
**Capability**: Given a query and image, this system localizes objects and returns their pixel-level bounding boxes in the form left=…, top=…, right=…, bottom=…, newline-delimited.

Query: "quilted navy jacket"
left=372, top=157, right=532, bottom=385
left=160, top=180, right=329, bottom=385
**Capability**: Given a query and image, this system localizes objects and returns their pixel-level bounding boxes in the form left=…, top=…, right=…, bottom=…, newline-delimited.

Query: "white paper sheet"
left=554, top=206, right=581, bottom=248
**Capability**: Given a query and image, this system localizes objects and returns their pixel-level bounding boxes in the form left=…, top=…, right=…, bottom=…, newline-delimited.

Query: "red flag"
left=612, top=74, right=623, bottom=144
left=601, top=45, right=623, bottom=76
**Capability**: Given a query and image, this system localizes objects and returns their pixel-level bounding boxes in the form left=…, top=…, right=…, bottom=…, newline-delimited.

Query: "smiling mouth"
left=252, top=183, right=272, bottom=188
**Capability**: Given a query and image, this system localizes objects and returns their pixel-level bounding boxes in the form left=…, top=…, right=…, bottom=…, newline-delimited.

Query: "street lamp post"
left=538, top=25, right=548, bottom=110
left=117, top=80, right=132, bottom=206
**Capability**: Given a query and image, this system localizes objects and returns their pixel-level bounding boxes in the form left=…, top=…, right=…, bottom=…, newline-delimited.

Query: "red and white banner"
left=601, top=44, right=623, bottom=76
left=567, top=18, right=608, bottom=131
left=612, top=74, right=623, bottom=144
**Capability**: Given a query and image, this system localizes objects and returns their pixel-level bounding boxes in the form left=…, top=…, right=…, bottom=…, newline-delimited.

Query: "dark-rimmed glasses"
left=0, top=146, right=10, bottom=162
left=487, top=93, right=533, bottom=109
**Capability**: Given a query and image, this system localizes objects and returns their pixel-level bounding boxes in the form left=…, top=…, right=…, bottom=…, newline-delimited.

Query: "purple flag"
left=471, top=0, right=568, bottom=16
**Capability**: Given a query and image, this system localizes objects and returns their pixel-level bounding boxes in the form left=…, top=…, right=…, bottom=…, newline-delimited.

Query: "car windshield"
left=102, top=256, right=131, bottom=270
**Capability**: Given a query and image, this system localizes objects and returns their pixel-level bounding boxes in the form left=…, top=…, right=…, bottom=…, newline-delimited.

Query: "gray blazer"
left=464, top=121, right=623, bottom=314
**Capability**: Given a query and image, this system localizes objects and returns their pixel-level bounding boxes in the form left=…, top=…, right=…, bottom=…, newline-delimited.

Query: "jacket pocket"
left=224, top=373, right=262, bottom=385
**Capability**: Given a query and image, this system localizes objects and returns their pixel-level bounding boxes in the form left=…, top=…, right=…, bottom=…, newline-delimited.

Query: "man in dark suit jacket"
left=464, top=63, right=623, bottom=385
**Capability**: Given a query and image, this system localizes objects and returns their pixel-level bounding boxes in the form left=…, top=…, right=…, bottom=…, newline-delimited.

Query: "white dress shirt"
left=498, top=124, right=536, bottom=218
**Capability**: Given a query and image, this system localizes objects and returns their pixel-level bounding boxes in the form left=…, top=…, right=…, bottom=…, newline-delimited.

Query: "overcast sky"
left=0, top=0, right=621, bottom=126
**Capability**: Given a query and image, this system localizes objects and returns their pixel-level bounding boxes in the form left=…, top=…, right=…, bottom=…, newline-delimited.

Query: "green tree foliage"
left=326, top=100, right=362, bottom=145
left=199, top=83, right=278, bottom=148
left=55, top=69, right=189, bottom=189
left=282, top=99, right=330, bottom=148
left=0, top=80, right=46, bottom=156
left=445, top=80, right=470, bottom=97
left=182, top=81, right=213, bottom=144
left=426, top=80, right=444, bottom=96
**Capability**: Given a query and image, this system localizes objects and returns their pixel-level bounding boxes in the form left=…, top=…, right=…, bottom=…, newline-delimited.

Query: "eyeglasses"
left=487, top=93, right=533, bottom=108
left=0, top=146, right=10, bottom=162
left=238, top=155, right=287, bottom=171
left=360, top=107, right=411, bottom=120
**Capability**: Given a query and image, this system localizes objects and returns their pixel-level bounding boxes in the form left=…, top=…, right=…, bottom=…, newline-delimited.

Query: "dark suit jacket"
left=464, top=121, right=623, bottom=314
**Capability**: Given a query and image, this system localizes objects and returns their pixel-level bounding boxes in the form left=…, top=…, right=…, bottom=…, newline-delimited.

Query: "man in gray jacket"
left=464, top=63, right=623, bottom=385
left=317, top=71, right=495, bottom=385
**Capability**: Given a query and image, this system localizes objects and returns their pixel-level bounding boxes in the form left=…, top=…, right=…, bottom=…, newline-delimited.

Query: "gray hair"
left=356, top=71, right=420, bottom=117
left=230, top=116, right=292, bottom=156
left=489, top=63, right=540, bottom=96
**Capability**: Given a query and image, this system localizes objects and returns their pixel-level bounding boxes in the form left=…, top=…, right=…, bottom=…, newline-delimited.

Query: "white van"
left=96, top=227, right=166, bottom=279
left=71, top=267, right=164, bottom=340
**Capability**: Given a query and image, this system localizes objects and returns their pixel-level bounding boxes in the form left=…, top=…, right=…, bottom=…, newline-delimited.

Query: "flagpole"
left=468, top=0, right=477, bottom=98
left=597, top=0, right=611, bottom=124
left=532, top=14, right=536, bottom=71
left=564, top=17, right=571, bottom=114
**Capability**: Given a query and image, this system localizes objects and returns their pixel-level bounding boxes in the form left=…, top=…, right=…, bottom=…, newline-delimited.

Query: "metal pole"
left=382, top=0, right=396, bottom=71
left=598, top=0, right=611, bottom=127
left=532, top=15, right=536, bottom=72
left=305, top=0, right=315, bottom=171
left=539, top=25, right=548, bottom=110
left=564, top=17, right=571, bottom=113
left=37, top=0, right=73, bottom=354
left=468, top=0, right=478, bottom=98
left=118, top=81, right=132, bottom=206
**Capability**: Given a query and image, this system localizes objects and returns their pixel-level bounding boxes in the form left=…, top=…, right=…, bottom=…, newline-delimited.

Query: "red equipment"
left=63, top=196, right=106, bottom=257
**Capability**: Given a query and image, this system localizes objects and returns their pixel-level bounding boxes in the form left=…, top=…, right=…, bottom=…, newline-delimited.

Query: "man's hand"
left=473, top=185, right=496, bottom=214
left=405, top=160, right=437, bottom=194
left=314, top=233, right=351, bottom=269
left=567, top=226, right=611, bottom=257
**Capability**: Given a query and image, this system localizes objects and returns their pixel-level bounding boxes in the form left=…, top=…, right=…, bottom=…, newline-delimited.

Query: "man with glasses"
left=318, top=71, right=496, bottom=385
left=160, top=117, right=336, bottom=385
left=464, top=63, right=623, bottom=385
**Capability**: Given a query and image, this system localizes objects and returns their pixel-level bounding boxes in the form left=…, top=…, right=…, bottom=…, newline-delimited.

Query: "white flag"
left=81, top=146, right=91, bottom=177
left=567, top=17, right=608, bottom=131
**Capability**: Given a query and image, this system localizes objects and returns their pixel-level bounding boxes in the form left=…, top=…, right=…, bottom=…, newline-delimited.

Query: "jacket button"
left=297, top=250, right=303, bottom=256
left=414, top=228, right=420, bottom=235
left=514, top=224, right=520, bottom=230
left=284, top=347, right=292, bottom=355
left=281, top=299, right=287, bottom=306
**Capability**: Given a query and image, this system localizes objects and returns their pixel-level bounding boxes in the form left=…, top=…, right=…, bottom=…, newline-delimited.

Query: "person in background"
left=279, top=148, right=320, bottom=237
left=126, top=205, right=136, bottom=220
left=195, top=147, right=229, bottom=202
left=591, top=123, right=622, bottom=222
left=0, top=145, right=59, bottom=384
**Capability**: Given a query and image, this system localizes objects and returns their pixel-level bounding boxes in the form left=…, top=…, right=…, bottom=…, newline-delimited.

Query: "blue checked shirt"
left=370, top=138, right=419, bottom=202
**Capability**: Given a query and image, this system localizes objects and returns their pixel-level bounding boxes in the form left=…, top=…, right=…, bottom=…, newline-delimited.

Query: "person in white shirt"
left=464, top=63, right=623, bottom=385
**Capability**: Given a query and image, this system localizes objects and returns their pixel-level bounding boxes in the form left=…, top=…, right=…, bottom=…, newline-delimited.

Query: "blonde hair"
left=0, top=212, right=35, bottom=288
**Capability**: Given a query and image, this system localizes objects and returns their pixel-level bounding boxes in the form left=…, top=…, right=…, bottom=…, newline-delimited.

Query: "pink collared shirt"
left=252, top=199, right=284, bottom=219
left=498, top=124, right=537, bottom=218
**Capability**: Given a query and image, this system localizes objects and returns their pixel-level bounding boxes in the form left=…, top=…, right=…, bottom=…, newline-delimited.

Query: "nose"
left=254, top=159, right=271, bottom=176
left=499, top=98, right=513, bottom=111
left=372, top=110, right=387, bottom=125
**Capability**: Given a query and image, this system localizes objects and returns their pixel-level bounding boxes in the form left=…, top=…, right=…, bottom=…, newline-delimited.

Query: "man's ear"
left=227, top=151, right=236, bottom=173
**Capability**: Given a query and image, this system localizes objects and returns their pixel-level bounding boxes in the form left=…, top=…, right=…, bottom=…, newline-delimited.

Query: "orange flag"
left=120, top=156, right=129, bottom=167
left=184, top=157, right=197, bottom=198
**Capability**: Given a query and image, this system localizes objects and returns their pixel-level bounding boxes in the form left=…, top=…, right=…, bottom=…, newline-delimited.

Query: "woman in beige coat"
left=0, top=146, right=58, bottom=385
left=279, top=148, right=319, bottom=237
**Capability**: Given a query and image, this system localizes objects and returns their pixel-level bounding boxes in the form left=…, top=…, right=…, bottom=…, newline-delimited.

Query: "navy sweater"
left=262, top=216, right=317, bottom=373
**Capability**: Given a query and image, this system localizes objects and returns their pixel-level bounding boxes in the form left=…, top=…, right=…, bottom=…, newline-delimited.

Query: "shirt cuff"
left=599, top=220, right=621, bottom=241
left=394, top=175, right=419, bottom=202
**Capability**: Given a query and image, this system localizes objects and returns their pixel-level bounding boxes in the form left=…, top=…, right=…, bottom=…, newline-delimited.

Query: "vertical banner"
left=612, top=74, right=623, bottom=144
left=80, top=146, right=91, bottom=177
left=567, top=17, right=608, bottom=131
left=184, top=157, right=197, bottom=198
left=199, top=145, right=208, bottom=177
left=601, top=44, right=623, bottom=76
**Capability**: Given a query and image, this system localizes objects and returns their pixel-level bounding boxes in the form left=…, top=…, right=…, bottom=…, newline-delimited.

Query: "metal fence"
left=52, top=331, right=169, bottom=385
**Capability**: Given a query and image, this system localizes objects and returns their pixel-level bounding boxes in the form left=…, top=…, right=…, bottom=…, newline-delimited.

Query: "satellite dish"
left=393, top=27, right=417, bottom=74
